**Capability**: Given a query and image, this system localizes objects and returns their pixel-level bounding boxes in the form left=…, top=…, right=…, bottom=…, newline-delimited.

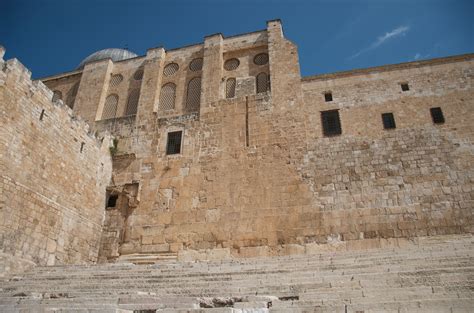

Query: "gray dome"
left=77, top=48, right=138, bottom=69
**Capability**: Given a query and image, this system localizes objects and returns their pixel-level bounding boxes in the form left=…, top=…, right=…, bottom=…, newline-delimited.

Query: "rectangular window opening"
left=166, top=131, right=182, bottom=155
left=39, top=109, right=45, bottom=121
left=382, top=113, right=396, bottom=129
left=324, top=92, right=333, bottom=102
left=430, top=107, right=445, bottom=124
left=107, top=195, right=118, bottom=208
left=401, top=83, right=409, bottom=91
left=80, top=142, right=85, bottom=153
left=321, top=110, right=342, bottom=136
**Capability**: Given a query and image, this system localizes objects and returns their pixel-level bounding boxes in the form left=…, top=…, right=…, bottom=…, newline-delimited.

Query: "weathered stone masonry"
left=7, top=19, right=474, bottom=263
left=0, top=46, right=113, bottom=268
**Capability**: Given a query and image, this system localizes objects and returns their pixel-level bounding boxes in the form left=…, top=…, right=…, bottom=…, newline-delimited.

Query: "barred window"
left=166, top=131, right=182, bottom=155
left=125, top=89, right=140, bottom=116
left=134, top=68, right=144, bottom=80
left=66, top=82, right=79, bottom=109
left=102, top=94, right=118, bottom=119
left=159, top=83, right=176, bottom=111
left=256, top=72, right=270, bottom=94
left=189, top=58, right=203, bottom=72
left=254, top=53, right=269, bottom=65
left=321, top=110, right=342, bottom=136
left=110, top=74, right=123, bottom=86
left=224, top=58, right=240, bottom=71
left=382, top=113, right=396, bottom=129
left=226, top=78, right=236, bottom=98
left=52, top=90, right=62, bottom=102
left=430, top=107, right=445, bottom=124
left=164, top=63, right=179, bottom=76
left=186, top=77, right=201, bottom=110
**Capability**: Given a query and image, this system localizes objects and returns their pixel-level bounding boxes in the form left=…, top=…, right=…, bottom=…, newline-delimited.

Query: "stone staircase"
left=0, top=234, right=473, bottom=313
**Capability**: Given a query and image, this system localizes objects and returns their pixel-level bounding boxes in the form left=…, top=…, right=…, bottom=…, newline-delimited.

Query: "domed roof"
left=77, top=48, right=138, bottom=69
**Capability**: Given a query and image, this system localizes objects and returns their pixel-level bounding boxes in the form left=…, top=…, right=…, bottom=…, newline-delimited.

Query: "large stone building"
left=0, top=20, right=473, bottom=312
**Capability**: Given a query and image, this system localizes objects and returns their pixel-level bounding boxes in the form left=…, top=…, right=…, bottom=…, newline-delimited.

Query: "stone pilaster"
left=201, top=33, right=223, bottom=112
left=266, top=19, right=303, bottom=109
left=74, top=59, right=114, bottom=123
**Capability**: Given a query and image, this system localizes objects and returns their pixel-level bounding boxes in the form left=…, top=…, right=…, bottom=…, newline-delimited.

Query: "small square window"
left=430, top=107, right=445, bottom=124
left=166, top=131, right=182, bottom=155
left=107, top=195, right=118, bottom=208
left=321, top=110, right=342, bottom=136
left=324, top=92, right=333, bottom=102
left=401, top=83, right=409, bottom=91
left=382, top=113, right=396, bottom=129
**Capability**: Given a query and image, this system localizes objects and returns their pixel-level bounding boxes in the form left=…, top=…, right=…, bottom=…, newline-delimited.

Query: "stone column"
left=74, top=59, right=114, bottom=123
left=201, top=33, right=223, bottom=112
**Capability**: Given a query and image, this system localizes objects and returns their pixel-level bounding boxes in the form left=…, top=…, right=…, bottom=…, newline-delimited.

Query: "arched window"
left=226, top=78, right=236, bottom=99
left=186, top=77, right=201, bottom=110
left=256, top=72, right=270, bottom=94
left=66, top=82, right=79, bottom=109
left=102, top=94, right=118, bottom=119
left=125, top=89, right=140, bottom=116
left=52, top=90, right=62, bottom=102
left=159, top=83, right=176, bottom=111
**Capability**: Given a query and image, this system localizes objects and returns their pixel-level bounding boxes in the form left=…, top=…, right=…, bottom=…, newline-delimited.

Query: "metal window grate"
left=189, top=58, right=203, bottom=72
left=134, top=68, right=144, bottom=80
left=382, top=113, right=396, bottom=129
left=159, top=83, right=176, bottom=110
left=110, top=74, right=123, bottom=86
left=401, top=83, right=409, bottom=91
left=125, top=89, right=140, bottom=116
left=256, top=72, right=270, bottom=94
left=163, top=63, right=179, bottom=76
left=224, top=58, right=240, bottom=71
left=321, top=110, right=342, bottom=136
left=66, top=82, right=79, bottom=109
left=430, top=107, right=445, bottom=124
left=166, top=131, right=182, bottom=155
left=254, top=53, right=269, bottom=65
left=324, top=92, right=333, bottom=102
left=52, top=90, right=62, bottom=102
left=102, top=94, right=118, bottom=119
left=186, top=77, right=201, bottom=111
left=226, top=78, right=236, bottom=98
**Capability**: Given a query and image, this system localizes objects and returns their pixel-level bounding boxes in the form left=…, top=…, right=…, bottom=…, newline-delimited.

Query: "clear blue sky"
left=1, top=0, right=472, bottom=79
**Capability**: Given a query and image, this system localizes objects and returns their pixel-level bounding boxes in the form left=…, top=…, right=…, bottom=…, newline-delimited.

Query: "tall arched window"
left=159, top=83, right=176, bottom=111
left=66, top=82, right=79, bottom=109
left=52, top=90, right=62, bottom=102
left=125, top=89, right=140, bottom=116
left=226, top=78, right=236, bottom=99
left=256, top=72, right=270, bottom=94
left=102, top=94, right=118, bottom=119
left=186, top=77, right=201, bottom=111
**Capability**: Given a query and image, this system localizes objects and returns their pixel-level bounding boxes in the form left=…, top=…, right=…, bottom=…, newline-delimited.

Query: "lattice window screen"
left=159, top=83, right=176, bottom=111
left=164, top=63, right=179, bottom=76
left=125, top=89, right=140, bottom=116
left=226, top=78, right=236, bottom=98
left=254, top=53, right=269, bottom=65
left=110, top=74, right=123, bottom=86
left=52, top=90, right=62, bottom=102
left=256, top=72, right=270, bottom=94
left=186, top=77, right=201, bottom=110
left=102, top=94, right=118, bottom=119
left=189, top=58, right=203, bottom=72
left=224, top=58, right=240, bottom=71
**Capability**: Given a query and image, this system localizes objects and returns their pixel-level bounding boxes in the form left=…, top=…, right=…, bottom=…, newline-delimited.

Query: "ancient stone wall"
left=37, top=21, right=473, bottom=262
left=0, top=47, right=113, bottom=267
